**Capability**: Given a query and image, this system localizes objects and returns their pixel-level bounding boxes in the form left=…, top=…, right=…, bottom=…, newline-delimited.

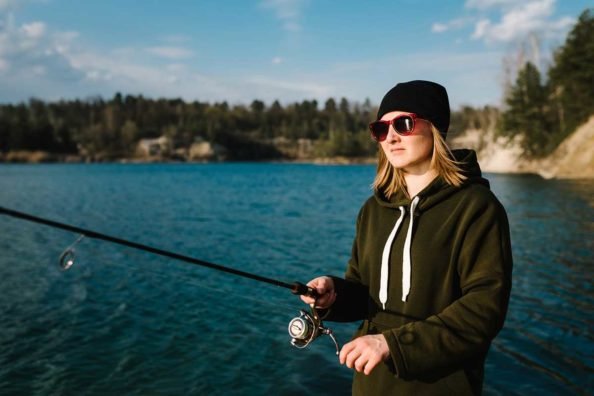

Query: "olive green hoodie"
left=326, top=149, right=512, bottom=395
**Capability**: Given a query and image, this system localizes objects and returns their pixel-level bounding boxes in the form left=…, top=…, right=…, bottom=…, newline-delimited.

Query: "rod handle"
left=291, top=282, right=319, bottom=298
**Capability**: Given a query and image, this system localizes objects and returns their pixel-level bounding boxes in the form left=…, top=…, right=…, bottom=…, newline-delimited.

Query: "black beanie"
left=376, top=80, right=450, bottom=138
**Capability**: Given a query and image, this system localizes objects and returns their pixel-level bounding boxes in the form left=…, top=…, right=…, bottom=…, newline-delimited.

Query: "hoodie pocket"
left=443, top=369, right=474, bottom=396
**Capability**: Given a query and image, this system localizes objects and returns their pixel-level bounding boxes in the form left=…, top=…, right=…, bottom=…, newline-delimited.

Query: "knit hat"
left=377, top=80, right=450, bottom=138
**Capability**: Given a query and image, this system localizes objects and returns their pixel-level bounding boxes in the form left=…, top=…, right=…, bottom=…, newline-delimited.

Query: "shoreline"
left=0, top=150, right=377, bottom=165
left=0, top=144, right=594, bottom=180
left=0, top=153, right=552, bottom=179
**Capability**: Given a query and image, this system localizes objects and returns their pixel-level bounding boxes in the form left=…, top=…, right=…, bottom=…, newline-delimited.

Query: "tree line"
left=0, top=91, right=496, bottom=161
left=0, top=95, right=378, bottom=160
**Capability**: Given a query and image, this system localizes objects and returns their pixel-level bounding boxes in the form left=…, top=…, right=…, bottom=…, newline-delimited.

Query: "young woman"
left=301, top=80, right=512, bottom=395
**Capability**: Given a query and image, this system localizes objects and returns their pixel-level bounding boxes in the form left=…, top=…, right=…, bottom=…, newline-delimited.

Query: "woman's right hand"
left=300, top=276, right=336, bottom=309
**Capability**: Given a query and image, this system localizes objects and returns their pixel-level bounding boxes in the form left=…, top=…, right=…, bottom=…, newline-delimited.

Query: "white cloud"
left=0, top=0, right=20, bottom=11
left=271, top=56, right=283, bottom=64
left=246, top=75, right=332, bottom=98
left=260, top=0, right=307, bottom=32
left=469, top=0, right=574, bottom=43
left=548, top=16, right=575, bottom=32
left=472, top=19, right=491, bottom=40
left=166, top=63, right=186, bottom=73
left=433, top=0, right=576, bottom=46
left=161, top=34, right=191, bottom=44
left=21, top=21, right=45, bottom=38
left=465, top=0, right=518, bottom=10
left=85, top=70, right=100, bottom=80
left=0, top=14, right=81, bottom=82
left=145, top=46, right=194, bottom=60
left=71, top=50, right=177, bottom=85
left=31, top=64, right=44, bottom=75
left=432, top=23, right=448, bottom=33
left=432, top=17, right=473, bottom=33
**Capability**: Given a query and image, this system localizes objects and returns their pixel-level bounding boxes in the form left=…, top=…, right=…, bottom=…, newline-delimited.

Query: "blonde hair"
left=373, top=124, right=466, bottom=198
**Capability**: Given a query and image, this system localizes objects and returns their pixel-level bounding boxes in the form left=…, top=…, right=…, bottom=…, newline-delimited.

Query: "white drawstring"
left=402, top=196, right=419, bottom=302
left=379, top=196, right=420, bottom=309
left=379, top=207, right=405, bottom=310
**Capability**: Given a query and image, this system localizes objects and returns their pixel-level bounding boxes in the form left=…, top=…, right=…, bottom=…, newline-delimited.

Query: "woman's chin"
left=387, top=155, right=409, bottom=169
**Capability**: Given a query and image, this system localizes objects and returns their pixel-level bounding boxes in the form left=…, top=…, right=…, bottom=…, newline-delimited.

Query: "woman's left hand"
left=339, top=334, right=390, bottom=375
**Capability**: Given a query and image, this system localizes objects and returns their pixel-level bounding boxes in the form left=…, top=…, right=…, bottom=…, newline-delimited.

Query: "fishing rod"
left=0, top=205, right=340, bottom=354
left=0, top=205, right=318, bottom=295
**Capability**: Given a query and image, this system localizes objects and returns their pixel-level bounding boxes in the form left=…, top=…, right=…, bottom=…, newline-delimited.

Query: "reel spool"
left=288, top=304, right=339, bottom=355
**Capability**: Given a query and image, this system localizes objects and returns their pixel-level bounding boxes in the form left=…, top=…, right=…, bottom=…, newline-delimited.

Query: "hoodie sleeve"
left=382, top=197, right=513, bottom=378
left=322, top=205, right=370, bottom=322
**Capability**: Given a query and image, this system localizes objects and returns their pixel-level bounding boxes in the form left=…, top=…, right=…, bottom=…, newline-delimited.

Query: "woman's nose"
left=386, top=126, right=401, bottom=142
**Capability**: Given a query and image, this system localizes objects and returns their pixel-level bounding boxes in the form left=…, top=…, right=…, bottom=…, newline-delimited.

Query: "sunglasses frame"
left=368, top=113, right=422, bottom=142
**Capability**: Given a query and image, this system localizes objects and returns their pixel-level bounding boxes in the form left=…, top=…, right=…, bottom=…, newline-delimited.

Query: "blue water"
left=0, top=164, right=592, bottom=395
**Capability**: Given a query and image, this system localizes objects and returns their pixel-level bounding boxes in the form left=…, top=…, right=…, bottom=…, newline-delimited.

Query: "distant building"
left=136, top=136, right=171, bottom=157
left=271, top=137, right=314, bottom=159
left=189, top=138, right=227, bottom=161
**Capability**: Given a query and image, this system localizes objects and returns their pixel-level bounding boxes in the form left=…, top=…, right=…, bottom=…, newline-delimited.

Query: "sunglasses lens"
left=369, top=122, right=389, bottom=141
left=370, top=115, right=416, bottom=141
left=394, top=116, right=414, bottom=134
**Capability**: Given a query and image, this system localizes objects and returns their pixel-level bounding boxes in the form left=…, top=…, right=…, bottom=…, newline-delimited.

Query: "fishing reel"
left=288, top=304, right=340, bottom=355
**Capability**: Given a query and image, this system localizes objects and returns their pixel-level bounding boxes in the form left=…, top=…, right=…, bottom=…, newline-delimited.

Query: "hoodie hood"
left=373, top=149, right=490, bottom=307
left=374, top=148, right=489, bottom=210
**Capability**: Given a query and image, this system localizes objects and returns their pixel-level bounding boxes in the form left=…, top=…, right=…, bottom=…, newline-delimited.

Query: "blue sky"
left=0, top=0, right=590, bottom=108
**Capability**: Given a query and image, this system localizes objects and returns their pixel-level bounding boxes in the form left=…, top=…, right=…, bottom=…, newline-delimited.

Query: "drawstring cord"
left=380, top=207, right=405, bottom=310
left=402, top=196, right=420, bottom=302
left=379, top=196, right=420, bottom=309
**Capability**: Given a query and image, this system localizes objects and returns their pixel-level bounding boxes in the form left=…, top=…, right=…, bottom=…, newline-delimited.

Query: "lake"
left=0, top=163, right=592, bottom=395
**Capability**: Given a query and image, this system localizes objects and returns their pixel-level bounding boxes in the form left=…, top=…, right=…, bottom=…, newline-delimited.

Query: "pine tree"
left=548, top=8, right=594, bottom=141
left=500, top=62, right=552, bottom=156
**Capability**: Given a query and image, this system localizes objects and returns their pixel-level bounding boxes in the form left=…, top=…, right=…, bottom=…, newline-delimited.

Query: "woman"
left=301, top=80, right=512, bottom=395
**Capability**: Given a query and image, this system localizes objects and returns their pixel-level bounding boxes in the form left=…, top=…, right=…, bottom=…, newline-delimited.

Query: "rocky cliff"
left=449, top=116, right=594, bottom=179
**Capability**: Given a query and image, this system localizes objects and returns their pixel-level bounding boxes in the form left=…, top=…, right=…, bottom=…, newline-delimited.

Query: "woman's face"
left=379, top=111, right=434, bottom=174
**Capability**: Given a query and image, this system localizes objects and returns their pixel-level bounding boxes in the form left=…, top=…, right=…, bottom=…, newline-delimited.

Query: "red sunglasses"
left=368, top=113, right=422, bottom=142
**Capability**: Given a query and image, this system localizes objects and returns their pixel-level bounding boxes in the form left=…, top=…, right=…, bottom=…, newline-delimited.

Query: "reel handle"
left=291, top=282, right=319, bottom=298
